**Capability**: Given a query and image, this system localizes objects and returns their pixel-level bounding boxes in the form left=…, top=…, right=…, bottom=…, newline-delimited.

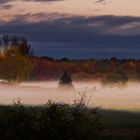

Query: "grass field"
left=99, top=109, right=140, bottom=140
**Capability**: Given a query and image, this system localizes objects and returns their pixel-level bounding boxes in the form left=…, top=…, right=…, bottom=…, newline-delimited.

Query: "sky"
left=0, top=0, right=140, bottom=59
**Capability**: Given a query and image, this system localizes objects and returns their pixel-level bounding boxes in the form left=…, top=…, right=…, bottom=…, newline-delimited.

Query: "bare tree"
left=0, top=35, right=33, bottom=56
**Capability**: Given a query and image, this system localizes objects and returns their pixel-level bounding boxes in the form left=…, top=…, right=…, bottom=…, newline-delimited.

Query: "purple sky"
left=0, top=0, right=140, bottom=58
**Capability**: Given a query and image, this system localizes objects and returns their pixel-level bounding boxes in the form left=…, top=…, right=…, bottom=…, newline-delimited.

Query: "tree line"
left=31, top=57, right=140, bottom=84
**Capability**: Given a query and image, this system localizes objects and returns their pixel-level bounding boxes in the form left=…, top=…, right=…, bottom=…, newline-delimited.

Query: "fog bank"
left=0, top=81, right=140, bottom=111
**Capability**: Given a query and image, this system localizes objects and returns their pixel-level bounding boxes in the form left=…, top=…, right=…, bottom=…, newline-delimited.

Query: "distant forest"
left=30, top=56, right=140, bottom=84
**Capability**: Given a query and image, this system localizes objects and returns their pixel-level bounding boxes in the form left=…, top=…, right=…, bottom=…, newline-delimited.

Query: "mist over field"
left=0, top=81, right=139, bottom=111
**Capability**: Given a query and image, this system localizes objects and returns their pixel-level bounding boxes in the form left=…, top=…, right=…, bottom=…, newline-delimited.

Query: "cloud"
left=1, top=13, right=140, bottom=40
left=0, top=0, right=12, bottom=5
left=95, top=0, right=106, bottom=3
left=0, top=0, right=63, bottom=4
left=0, top=0, right=64, bottom=9
left=95, top=0, right=112, bottom=5
left=0, top=0, right=14, bottom=9
left=0, top=13, right=140, bottom=58
left=24, top=0, right=63, bottom=2
left=0, top=4, right=13, bottom=9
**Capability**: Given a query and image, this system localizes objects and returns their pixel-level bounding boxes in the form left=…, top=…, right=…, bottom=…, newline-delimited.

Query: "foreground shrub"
left=0, top=100, right=101, bottom=140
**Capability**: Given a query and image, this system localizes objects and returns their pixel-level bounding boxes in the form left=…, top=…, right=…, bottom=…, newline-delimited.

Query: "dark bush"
left=58, top=70, right=74, bottom=89
left=0, top=100, right=101, bottom=140
left=59, top=71, right=72, bottom=85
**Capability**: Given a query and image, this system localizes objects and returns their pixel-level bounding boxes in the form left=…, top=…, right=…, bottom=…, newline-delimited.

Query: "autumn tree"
left=0, top=35, right=34, bottom=84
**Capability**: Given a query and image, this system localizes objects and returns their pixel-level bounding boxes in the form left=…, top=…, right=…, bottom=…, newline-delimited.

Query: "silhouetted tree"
left=59, top=71, right=72, bottom=84
left=59, top=70, right=74, bottom=88
left=0, top=35, right=33, bottom=56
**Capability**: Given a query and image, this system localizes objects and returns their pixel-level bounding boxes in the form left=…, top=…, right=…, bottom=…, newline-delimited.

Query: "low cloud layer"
left=0, top=13, right=140, bottom=58
left=0, top=0, right=63, bottom=4
left=95, top=0, right=106, bottom=3
left=95, top=0, right=111, bottom=4
left=24, top=0, right=62, bottom=1
left=0, top=0, right=12, bottom=4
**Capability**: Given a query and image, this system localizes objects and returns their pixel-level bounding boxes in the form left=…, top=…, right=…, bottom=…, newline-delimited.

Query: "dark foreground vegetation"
left=0, top=100, right=101, bottom=140
left=0, top=101, right=140, bottom=140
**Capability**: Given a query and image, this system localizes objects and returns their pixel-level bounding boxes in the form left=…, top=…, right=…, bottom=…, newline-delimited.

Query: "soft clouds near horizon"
left=0, top=13, right=140, bottom=58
